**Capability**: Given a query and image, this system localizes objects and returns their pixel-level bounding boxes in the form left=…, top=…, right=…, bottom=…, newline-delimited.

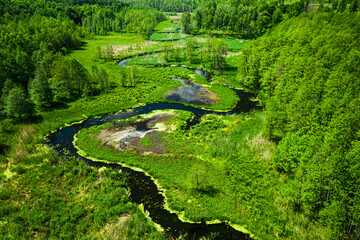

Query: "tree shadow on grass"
left=21, top=113, right=44, bottom=125
left=66, top=41, right=88, bottom=54
left=199, top=185, right=220, bottom=197
left=192, top=58, right=202, bottom=65
left=49, top=102, right=69, bottom=111
left=0, top=144, right=9, bottom=155
left=224, top=64, right=237, bottom=72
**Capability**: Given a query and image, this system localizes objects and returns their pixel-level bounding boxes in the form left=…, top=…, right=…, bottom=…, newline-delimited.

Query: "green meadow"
left=154, top=19, right=180, bottom=33
left=37, top=32, right=241, bottom=136
left=150, top=32, right=189, bottom=41
left=75, top=111, right=327, bottom=239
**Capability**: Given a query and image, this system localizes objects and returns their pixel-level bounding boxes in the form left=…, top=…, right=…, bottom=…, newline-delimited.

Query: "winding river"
left=46, top=57, right=260, bottom=239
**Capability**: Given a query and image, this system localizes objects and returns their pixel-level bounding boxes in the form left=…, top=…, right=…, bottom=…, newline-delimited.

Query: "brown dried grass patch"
left=247, top=133, right=275, bottom=163
left=98, top=215, right=131, bottom=239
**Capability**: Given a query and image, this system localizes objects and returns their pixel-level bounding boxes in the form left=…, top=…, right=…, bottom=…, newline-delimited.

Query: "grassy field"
left=0, top=125, right=166, bottom=239
left=75, top=111, right=329, bottom=239
left=154, top=19, right=180, bottom=33
left=37, top=33, right=240, bottom=136
left=73, top=33, right=145, bottom=62
left=150, top=32, right=189, bottom=41
left=126, top=53, right=167, bottom=66
left=194, top=36, right=249, bottom=51
left=68, top=33, right=163, bottom=68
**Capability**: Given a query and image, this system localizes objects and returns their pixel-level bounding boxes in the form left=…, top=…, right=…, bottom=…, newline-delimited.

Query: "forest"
left=0, top=0, right=359, bottom=239
left=238, top=12, right=360, bottom=238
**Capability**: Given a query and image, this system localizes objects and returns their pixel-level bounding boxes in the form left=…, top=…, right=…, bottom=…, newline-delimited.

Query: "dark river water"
left=46, top=58, right=260, bottom=239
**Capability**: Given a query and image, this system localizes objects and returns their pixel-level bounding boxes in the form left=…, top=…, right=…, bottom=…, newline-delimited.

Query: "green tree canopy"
left=181, top=12, right=191, bottom=34
left=5, top=86, right=32, bottom=119
left=28, top=70, right=52, bottom=110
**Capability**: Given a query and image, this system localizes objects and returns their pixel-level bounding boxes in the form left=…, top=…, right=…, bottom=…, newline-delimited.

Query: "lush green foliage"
left=82, top=5, right=165, bottom=38
left=154, top=19, right=180, bottom=33
left=0, top=13, right=81, bottom=93
left=75, top=111, right=330, bottom=239
left=238, top=12, right=360, bottom=238
left=180, top=12, right=191, bottom=34
left=183, top=0, right=359, bottom=38
left=150, top=32, right=189, bottom=41
left=211, top=52, right=247, bottom=88
left=186, top=0, right=308, bottom=38
left=4, top=86, right=32, bottom=119
left=0, top=0, right=165, bottom=120
left=119, top=0, right=204, bottom=12
left=4, top=0, right=359, bottom=239
left=0, top=126, right=165, bottom=239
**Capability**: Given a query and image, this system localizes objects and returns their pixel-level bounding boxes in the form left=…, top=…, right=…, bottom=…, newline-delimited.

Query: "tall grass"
left=1, top=129, right=165, bottom=239
left=150, top=33, right=189, bottom=41
left=75, top=110, right=330, bottom=239
left=154, top=19, right=180, bottom=33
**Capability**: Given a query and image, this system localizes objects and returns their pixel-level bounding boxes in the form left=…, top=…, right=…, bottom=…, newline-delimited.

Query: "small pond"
left=166, top=78, right=217, bottom=106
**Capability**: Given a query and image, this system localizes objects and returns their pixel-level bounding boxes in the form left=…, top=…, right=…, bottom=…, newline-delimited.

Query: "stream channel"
left=47, top=57, right=260, bottom=239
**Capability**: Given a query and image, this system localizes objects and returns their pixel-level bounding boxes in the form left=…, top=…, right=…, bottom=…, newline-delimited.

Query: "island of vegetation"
left=82, top=110, right=193, bottom=155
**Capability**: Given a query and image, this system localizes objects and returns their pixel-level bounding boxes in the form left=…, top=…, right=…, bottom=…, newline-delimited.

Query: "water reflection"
left=166, top=78, right=212, bottom=106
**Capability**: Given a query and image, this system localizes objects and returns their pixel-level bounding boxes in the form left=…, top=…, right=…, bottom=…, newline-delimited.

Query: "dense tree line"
left=182, top=0, right=360, bottom=38
left=181, top=0, right=307, bottom=38
left=0, top=0, right=164, bottom=119
left=47, top=0, right=126, bottom=6
left=238, top=12, right=360, bottom=238
left=82, top=6, right=165, bottom=37
left=0, top=2, right=83, bottom=118
left=163, top=37, right=227, bottom=73
left=119, top=0, right=205, bottom=12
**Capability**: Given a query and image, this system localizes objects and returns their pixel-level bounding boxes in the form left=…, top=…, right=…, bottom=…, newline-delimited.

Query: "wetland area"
left=3, top=2, right=358, bottom=239
left=47, top=57, right=258, bottom=239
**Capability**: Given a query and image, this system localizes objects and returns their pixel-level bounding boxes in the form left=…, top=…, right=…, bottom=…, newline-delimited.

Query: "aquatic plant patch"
left=150, top=33, right=189, bottom=41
